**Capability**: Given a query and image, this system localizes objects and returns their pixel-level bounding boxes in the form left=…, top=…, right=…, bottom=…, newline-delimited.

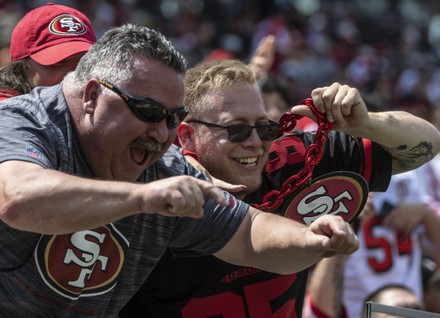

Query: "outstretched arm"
left=1, top=160, right=359, bottom=275
left=0, top=160, right=229, bottom=234
left=291, top=83, right=440, bottom=173
left=215, top=210, right=358, bottom=274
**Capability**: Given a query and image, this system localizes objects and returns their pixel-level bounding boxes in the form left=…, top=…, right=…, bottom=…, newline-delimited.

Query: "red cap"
left=10, top=3, right=96, bottom=66
left=203, top=49, right=235, bottom=61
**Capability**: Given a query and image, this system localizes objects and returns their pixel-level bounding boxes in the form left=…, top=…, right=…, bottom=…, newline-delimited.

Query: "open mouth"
left=130, top=147, right=148, bottom=165
left=129, top=139, right=163, bottom=166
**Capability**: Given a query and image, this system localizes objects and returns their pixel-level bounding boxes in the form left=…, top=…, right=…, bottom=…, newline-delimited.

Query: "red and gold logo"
left=49, top=14, right=88, bottom=36
left=282, top=171, right=368, bottom=225
left=35, top=224, right=128, bottom=299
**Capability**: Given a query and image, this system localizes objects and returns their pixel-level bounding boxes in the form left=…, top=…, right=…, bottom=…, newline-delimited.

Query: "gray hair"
left=64, top=24, right=187, bottom=89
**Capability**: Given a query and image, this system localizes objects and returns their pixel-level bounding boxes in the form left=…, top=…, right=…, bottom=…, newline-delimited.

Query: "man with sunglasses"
left=121, top=59, right=440, bottom=318
left=0, top=24, right=366, bottom=317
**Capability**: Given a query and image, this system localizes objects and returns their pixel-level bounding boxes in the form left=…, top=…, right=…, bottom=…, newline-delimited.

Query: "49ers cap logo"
left=49, top=14, right=88, bottom=36
left=281, top=171, right=368, bottom=225
left=35, top=224, right=128, bottom=300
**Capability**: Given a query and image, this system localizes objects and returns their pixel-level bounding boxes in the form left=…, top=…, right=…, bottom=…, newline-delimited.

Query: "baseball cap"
left=10, top=3, right=96, bottom=66
left=203, top=49, right=235, bottom=61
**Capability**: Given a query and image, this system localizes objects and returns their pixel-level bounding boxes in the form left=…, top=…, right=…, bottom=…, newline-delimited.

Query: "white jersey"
left=416, top=155, right=440, bottom=203
left=343, top=169, right=428, bottom=318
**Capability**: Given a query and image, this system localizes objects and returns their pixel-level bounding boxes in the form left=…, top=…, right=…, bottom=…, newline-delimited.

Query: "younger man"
left=121, top=59, right=439, bottom=317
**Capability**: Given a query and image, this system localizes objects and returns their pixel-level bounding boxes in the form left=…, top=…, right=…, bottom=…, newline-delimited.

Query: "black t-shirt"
left=120, top=131, right=392, bottom=318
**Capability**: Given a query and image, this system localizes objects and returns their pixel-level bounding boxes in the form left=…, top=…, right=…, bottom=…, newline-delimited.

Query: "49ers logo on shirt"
left=35, top=224, right=128, bottom=300
left=49, top=14, right=88, bottom=36
left=281, top=171, right=368, bottom=225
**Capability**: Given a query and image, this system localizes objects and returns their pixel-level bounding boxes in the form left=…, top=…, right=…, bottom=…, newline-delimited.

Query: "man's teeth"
left=236, top=157, right=257, bottom=164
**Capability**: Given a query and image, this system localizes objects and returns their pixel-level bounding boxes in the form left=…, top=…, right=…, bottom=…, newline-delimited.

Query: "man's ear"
left=177, top=122, right=196, bottom=151
left=83, top=80, right=101, bottom=115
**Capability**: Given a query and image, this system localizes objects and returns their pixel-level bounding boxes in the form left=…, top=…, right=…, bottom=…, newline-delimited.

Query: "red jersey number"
left=181, top=274, right=297, bottom=318
left=363, top=216, right=413, bottom=272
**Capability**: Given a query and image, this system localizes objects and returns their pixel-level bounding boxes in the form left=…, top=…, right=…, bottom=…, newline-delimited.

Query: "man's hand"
left=248, top=34, right=276, bottom=81
left=383, top=203, right=435, bottom=235
left=306, top=215, right=359, bottom=257
left=291, top=82, right=370, bottom=135
left=140, top=176, right=230, bottom=218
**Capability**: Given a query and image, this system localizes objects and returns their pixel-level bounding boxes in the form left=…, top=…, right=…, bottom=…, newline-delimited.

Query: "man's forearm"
left=0, top=166, right=140, bottom=234
left=361, top=111, right=440, bottom=173
left=215, top=210, right=358, bottom=274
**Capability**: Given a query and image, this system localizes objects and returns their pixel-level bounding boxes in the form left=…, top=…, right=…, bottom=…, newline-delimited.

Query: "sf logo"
left=63, top=230, right=109, bottom=288
left=283, top=172, right=368, bottom=225
left=60, top=17, right=83, bottom=33
left=296, top=185, right=352, bottom=225
left=36, top=224, right=126, bottom=299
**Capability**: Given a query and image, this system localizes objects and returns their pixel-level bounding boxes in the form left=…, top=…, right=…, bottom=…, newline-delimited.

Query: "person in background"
left=0, top=2, right=96, bottom=100
left=303, top=254, right=350, bottom=318
left=422, top=255, right=440, bottom=313
left=362, top=284, right=425, bottom=317
left=260, top=75, right=293, bottom=121
left=343, top=170, right=440, bottom=317
left=247, top=34, right=276, bottom=85
left=303, top=171, right=440, bottom=318
left=0, top=23, right=360, bottom=317
left=120, top=57, right=440, bottom=317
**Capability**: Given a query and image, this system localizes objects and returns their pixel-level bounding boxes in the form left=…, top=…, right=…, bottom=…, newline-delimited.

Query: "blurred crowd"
left=2, top=0, right=440, bottom=121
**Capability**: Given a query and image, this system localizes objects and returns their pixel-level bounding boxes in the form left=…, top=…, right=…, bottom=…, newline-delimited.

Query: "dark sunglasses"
left=187, top=120, right=280, bottom=143
left=99, top=80, right=188, bottom=129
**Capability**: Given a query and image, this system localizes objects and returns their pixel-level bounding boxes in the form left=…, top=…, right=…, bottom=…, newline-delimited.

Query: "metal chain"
left=252, top=98, right=334, bottom=211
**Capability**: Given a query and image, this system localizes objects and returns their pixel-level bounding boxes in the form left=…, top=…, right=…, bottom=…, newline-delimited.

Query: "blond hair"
left=184, top=59, right=257, bottom=120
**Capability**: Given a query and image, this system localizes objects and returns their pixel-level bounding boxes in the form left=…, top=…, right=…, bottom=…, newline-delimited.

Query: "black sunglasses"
left=187, top=120, right=280, bottom=143
left=99, top=80, right=188, bottom=129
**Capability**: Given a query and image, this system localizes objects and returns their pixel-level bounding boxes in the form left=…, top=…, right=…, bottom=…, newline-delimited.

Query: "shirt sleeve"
left=164, top=152, right=250, bottom=257
left=0, top=94, right=59, bottom=168
left=169, top=192, right=249, bottom=257
left=311, top=131, right=392, bottom=192
left=264, top=131, right=392, bottom=193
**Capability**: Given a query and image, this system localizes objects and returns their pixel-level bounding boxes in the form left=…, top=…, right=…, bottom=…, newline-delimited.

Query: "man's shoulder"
left=0, top=85, right=63, bottom=111
left=161, top=144, right=186, bottom=170
left=152, top=145, right=192, bottom=176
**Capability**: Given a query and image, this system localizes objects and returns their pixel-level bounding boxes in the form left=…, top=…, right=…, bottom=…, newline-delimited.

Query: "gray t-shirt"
left=0, top=85, right=249, bottom=317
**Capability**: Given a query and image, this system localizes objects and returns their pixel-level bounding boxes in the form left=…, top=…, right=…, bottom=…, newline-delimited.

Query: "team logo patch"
left=223, top=190, right=236, bottom=207
left=281, top=171, right=368, bottom=225
left=25, top=146, right=43, bottom=159
left=49, top=14, right=88, bottom=35
left=35, top=224, right=128, bottom=300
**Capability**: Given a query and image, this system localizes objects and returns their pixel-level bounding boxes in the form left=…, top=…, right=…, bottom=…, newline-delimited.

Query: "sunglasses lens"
left=227, top=125, right=253, bottom=142
left=227, top=123, right=280, bottom=142
left=257, top=123, right=279, bottom=141
left=134, top=103, right=167, bottom=123
left=166, top=109, right=188, bottom=129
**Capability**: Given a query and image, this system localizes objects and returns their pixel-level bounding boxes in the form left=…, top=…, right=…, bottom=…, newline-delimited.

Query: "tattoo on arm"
left=387, top=141, right=435, bottom=174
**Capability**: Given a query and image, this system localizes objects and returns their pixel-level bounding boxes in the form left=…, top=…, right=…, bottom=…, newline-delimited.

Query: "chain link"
left=252, top=98, right=334, bottom=211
